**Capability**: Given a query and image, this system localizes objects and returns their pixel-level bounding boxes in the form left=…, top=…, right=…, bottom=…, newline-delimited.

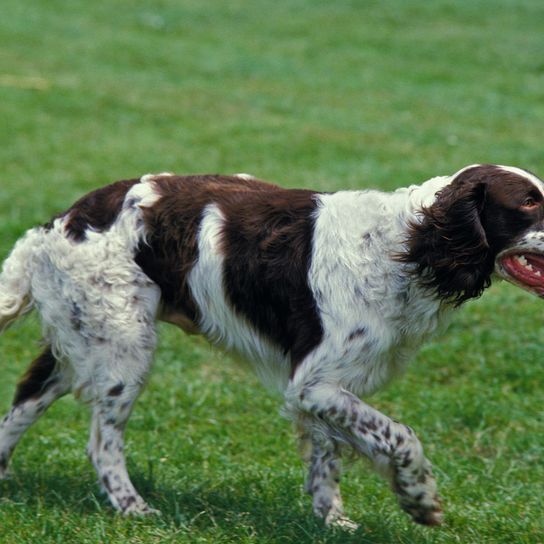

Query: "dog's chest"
left=308, top=191, right=452, bottom=394
left=326, top=288, right=450, bottom=396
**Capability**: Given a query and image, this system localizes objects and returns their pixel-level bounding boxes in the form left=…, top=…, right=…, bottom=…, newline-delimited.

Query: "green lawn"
left=1, top=0, right=544, bottom=542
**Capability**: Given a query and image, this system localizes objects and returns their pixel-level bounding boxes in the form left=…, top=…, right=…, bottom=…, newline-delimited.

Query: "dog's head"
left=402, top=164, right=544, bottom=305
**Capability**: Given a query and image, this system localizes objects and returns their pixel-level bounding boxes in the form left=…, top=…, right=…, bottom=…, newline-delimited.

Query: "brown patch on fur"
left=61, top=179, right=141, bottom=241
left=135, top=174, right=276, bottom=323
left=136, top=174, right=324, bottom=370
left=13, top=347, right=58, bottom=405
left=221, top=186, right=323, bottom=371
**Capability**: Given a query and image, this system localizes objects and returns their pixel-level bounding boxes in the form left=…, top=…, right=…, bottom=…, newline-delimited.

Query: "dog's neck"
left=398, top=175, right=453, bottom=213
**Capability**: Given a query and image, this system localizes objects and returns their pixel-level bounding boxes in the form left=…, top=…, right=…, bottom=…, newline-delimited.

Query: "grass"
left=1, top=0, right=544, bottom=542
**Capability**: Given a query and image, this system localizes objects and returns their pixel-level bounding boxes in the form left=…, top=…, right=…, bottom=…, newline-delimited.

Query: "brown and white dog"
left=0, top=164, right=543, bottom=526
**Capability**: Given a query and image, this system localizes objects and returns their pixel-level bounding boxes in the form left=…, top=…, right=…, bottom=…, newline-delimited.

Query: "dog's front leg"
left=289, top=382, right=443, bottom=526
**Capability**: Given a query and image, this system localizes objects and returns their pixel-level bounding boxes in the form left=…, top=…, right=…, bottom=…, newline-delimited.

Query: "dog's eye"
left=522, top=196, right=539, bottom=208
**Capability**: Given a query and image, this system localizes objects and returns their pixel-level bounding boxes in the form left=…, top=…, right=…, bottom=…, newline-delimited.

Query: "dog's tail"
left=0, top=228, right=41, bottom=331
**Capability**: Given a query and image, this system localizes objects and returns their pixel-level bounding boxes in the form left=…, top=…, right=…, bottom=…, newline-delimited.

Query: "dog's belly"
left=159, top=298, right=293, bottom=392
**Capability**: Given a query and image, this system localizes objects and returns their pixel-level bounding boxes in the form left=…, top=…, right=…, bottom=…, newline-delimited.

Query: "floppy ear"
left=400, top=176, right=492, bottom=305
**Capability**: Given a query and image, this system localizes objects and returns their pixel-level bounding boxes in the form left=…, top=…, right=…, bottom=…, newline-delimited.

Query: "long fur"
left=0, top=164, right=543, bottom=525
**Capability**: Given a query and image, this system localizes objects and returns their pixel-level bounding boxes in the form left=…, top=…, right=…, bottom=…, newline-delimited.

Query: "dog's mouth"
left=496, top=252, right=544, bottom=297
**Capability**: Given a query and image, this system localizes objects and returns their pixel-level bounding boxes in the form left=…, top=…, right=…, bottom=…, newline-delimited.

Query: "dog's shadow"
left=0, top=467, right=421, bottom=543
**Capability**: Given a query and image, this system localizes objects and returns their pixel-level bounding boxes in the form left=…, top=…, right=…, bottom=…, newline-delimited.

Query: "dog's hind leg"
left=80, top=284, right=161, bottom=515
left=296, top=417, right=358, bottom=530
left=0, top=347, right=71, bottom=477
left=86, top=362, right=157, bottom=516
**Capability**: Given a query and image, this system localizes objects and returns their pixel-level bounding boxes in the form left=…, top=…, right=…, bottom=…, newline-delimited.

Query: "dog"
left=0, top=164, right=543, bottom=526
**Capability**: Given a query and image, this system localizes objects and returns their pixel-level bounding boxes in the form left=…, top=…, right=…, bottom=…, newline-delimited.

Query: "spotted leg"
left=303, top=433, right=359, bottom=530
left=86, top=375, right=158, bottom=515
left=0, top=348, right=71, bottom=477
left=297, top=421, right=345, bottom=524
left=289, top=382, right=443, bottom=526
left=81, top=296, right=160, bottom=515
left=52, top=276, right=162, bottom=514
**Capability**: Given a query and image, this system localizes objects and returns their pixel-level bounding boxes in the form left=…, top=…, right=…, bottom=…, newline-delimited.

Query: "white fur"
left=234, top=173, right=257, bottom=180
left=0, top=228, right=42, bottom=329
left=26, top=180, right=161, bottom=396
left=292, top=184, right=451, bottom=397
left=498, top=165, right=544, bottom=195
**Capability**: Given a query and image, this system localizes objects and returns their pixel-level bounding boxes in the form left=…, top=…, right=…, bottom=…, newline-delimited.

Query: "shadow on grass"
left=0, top=467, right=427, bottom=543
left=0, top=468, right=103, bottom=514
left=138, top=471, right=425, bottom=544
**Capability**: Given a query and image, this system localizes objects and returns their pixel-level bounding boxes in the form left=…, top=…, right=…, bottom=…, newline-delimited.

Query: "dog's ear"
left=400, top=170, right=492, bottom=305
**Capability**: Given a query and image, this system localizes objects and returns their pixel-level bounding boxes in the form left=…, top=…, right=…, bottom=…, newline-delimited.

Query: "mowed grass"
left=1, top=0, right=544, bottom=542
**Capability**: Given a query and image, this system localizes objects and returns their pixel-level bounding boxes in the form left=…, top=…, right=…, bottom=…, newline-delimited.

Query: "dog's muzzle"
left=496, top=231, right=544, bottom=297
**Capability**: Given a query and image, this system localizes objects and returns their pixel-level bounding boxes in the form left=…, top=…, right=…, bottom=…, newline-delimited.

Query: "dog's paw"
left=393, top=455, right=443, bottom=526
left=400, top=494, right=443, bottom=527
left=121, top=497, right=161, bottom=516
left=327, top=514, right=360, bottom=532
left=406, top=504, right=444, bottom=526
